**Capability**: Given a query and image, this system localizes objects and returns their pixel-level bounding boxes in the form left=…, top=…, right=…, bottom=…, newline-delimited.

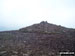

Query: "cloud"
left=0, top=0, right=75, bottom=31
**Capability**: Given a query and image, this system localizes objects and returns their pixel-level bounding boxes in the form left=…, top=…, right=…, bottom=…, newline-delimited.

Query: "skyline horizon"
left=0, top=21, right=75, bottom=31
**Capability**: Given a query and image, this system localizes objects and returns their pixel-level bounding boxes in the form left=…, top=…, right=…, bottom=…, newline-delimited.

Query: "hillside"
left=0, top=21, right=75, bottom=56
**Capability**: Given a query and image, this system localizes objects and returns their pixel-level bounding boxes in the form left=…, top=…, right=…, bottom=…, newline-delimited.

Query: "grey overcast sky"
left=0, top=0, right=75, bottom=31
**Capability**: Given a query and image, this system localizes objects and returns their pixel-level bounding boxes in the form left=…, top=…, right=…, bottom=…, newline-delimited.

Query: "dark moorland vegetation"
left=0, top=21, right=75, bottom=56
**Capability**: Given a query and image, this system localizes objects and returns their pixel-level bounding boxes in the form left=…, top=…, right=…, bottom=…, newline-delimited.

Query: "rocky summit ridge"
left=19, top=21, right=74, bottom=34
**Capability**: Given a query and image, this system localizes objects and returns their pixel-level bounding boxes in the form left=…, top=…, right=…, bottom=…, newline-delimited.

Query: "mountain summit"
left=19, top=21, right=71, bottom=34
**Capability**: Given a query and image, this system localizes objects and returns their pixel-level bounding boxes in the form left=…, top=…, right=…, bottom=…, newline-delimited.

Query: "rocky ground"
left=0, top=21, right=75, bottom=56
